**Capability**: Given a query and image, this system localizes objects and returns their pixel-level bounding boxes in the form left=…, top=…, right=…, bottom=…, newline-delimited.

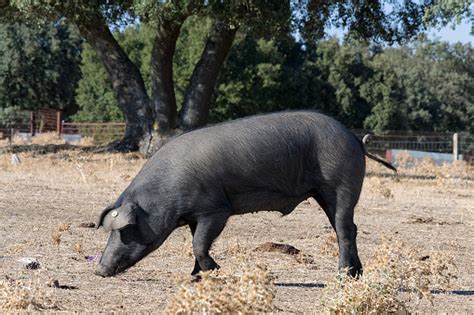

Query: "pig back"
left=139, top=111, right=364, bottom=199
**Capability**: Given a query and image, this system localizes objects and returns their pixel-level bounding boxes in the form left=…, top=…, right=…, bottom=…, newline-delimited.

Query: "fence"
left=353, top=131, right=473, bottom=163
left=2, top=112, right=473, bottom=161
left=0, top=108, right=61, bottom=139
left=61, top=122, right=125, bottom=144
left=33, top=108, right=62, bottom=134
left=59, top=124, right=473, bottom=160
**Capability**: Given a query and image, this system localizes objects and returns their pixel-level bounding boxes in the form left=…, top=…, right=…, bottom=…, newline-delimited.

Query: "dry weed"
left=395, top=151, right=417, bottom=169
left=51, top=232, right=61, bottom=246
left=222, top=240, right=247, bottom=257
left=58, top=223, right=71, bottom=232
left=0, top=150, right=145, bottom=185
left=366, top=152, right=473, bottom=186
left=320, top=233, right=339, bottom=257
left=73, top=242, right=83, bottom=255
left=0, top=276, right=57, bottom=311
left=321, top=240, right=456, bottom=313
left=3, top=131, right=95, bottom=146
left=165, top=264, right=274, bottom=314
left=364, top=177, right=393, bottom=199
left=294, top=251, right=316, bottom=265
left=5, top=243, right=28, bottom=255
left=30, top=132, right=64, bottom=145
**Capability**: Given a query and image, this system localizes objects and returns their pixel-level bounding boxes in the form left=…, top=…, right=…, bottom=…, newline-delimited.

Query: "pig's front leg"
left=189, top=212, right=230, bottom=275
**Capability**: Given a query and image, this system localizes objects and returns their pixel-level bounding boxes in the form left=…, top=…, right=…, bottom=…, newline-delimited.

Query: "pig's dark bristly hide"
left=96, top=111, right=396, bottom=278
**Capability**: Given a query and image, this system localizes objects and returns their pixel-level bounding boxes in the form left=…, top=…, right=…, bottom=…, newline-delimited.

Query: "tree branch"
left=179, top=19, right=238, bottom=130
left=75, top=13, right=152, bottom=151
left=150, top=15, right=187, bottom=134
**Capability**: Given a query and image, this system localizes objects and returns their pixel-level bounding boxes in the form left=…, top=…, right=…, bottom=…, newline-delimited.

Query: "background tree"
left=390, top=39, right=474, bottom=132
left=73, top=44, right=124, bottom=123
left=3, top=0, right=472, bottom=153
left=0, top=20, right=82, bottom=124
left=74, top=25, right=155, bottom=123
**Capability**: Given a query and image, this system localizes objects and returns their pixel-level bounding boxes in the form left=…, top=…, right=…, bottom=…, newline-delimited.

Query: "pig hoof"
left=346, top=267, right=363, bottom=279
left=191, top=274, right=202, bottom=282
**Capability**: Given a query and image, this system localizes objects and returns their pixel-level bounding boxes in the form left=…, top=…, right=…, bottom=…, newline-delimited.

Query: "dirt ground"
left=0, top=150, right=473, bottom=313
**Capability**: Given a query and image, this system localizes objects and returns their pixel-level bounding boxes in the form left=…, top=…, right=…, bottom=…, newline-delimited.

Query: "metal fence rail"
left=62, top=122, right=125, bottom=144
left=0, top=108, right=62, bottom=139
left=353, top=131, right=473, bottom=157
left=35, top=108, right=61, bottom=133
left=2, top=113, right=473, bottom=159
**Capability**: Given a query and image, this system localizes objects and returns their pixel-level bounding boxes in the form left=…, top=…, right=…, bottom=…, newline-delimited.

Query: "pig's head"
left=95, top=203, right=157, bottom=277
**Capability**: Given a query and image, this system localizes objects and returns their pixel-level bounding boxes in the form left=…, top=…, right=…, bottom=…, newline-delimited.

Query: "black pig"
left=95, top=111, right=396, bottom=277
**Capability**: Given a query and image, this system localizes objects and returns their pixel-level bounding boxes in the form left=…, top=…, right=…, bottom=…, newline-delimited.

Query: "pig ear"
left=96, top=204, right=116, bottom=230
left=100, top=203, right=138, bottom=232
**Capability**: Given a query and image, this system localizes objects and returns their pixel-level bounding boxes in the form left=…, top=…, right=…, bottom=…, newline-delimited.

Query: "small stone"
left=85, top=255, right=98, bottom=262
left=78, top=222, right=95, bottom=228
left=18, top=257, right=40, bottom=270
left=254, top=242, right=300, bottom=255
left=11, top=154, right=21, bottom=165
left=47, top=279, right=60, bottom=288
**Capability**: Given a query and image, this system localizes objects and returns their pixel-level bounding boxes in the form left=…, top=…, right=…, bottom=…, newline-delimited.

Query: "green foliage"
left=213, top=36, right=373, bottom=129
left=295, top=0, right=430, bottom=44
left=393, top=39, right=474, bottom=132
left=0, top=106, right=29, bottom=127
left=74, top=23, right=154, bottom=122
left=360, top=48, right=407, bottom=132
left=314, top=39, right=373, bottom=127
left=73, top=44, right=123, bottom=122
left=211, top=33, right=287, bottom=121
left=423, top=0, right=473, bottom=29
left=0, top=20, right=82, bottom=121
left=74, top=17, right=473, bottom=133
left=6, top=0, right=472, bottom=137
left=74, top=17, right=209, bottom=121
left=213, top=33, right=473, bottom=132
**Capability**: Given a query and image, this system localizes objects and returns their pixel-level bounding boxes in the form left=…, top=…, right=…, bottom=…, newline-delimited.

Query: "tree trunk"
left=76, top=14, right=152, bottom=152
left=179, top=19, right=238, bottom=130
left=150, top=16, right=186, bottom=135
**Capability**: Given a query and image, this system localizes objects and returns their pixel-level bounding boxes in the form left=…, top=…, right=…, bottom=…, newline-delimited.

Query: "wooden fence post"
left=30, top=111, right=36, bottom=136
left=453, top=133, right=459, bottom=161
left=56, top=111, right=62, bottom=135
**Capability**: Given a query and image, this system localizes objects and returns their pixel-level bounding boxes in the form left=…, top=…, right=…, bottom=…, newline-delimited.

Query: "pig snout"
left=94, top=254, right=130, bottom=277
left=95, top=263, right=116, bottom=277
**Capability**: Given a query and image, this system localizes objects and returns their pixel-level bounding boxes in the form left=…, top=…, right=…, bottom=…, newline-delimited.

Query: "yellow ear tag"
left=111, top=210, right=118, bottom=218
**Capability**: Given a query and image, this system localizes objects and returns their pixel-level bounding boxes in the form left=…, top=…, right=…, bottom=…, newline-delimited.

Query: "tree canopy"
left=73, top=23, right=474, bottom=133
left=0, top=20, right=82, bottom=125
left=1, top=0, right=472, bottom=152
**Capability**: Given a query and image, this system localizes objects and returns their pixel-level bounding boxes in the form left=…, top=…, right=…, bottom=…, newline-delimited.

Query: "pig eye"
left=119, top=225, right=142, bottom=244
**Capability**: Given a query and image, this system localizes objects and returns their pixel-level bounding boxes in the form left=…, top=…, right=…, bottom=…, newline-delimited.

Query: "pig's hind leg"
left=333, top=193, right=362, bottom=278
left=312, top=187, right=362, bottom=277
left=189, top=212, right=230, bottom=275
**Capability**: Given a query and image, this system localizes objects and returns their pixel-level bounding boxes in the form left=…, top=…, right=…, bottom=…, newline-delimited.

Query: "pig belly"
left=229, top=190, right=311, bottom=215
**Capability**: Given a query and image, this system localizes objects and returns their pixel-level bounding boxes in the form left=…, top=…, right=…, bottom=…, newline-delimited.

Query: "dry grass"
left=364, top=177, right=394, bottom=199
left=166, top=239, right=457, bottom=314
left=165, top=264, right=275, bottom=314
left=0, top=276, right=58, bottom=311
left=0, top=132, right=94, bottom=146
left=0, top=150, right=145, bottom=186
left=321, top=240, right=457, bottom=314
left=367, top=151, right=472, bottom=183
left=0, top=148, right=471, bottom=313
